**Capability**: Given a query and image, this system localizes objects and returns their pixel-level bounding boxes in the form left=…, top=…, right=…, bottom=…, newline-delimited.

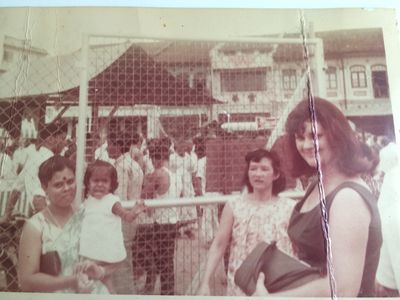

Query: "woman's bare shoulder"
left=26, top=212, right=46, bottom=231
left=21, top=215, right=44, bottom=239
left=330, top=181, right=372, bottom=219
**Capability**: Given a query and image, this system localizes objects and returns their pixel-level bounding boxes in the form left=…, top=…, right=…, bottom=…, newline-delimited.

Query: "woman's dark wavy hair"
left=243, top=149, right=286, bottom=195
left=38, top=155, right=75, bottom=188
left=83, top=160, right=118, bottom=198
left=285, top=97, right=374, bottom=177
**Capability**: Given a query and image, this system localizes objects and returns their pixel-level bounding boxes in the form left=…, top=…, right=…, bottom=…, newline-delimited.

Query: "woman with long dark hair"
left=254, top=97, right=382, bottom=297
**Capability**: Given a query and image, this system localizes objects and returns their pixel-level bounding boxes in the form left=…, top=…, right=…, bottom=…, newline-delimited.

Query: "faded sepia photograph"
left=0, top=6, right=399, bottom=298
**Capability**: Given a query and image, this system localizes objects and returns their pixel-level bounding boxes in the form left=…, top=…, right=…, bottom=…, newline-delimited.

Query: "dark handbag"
left=234, top=241, right=322, bottom=295
left=40, top=251, right=61, bottom=276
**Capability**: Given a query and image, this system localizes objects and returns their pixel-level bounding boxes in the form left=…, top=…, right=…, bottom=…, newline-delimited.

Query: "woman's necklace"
left=46, top=207, right=69, bottom=229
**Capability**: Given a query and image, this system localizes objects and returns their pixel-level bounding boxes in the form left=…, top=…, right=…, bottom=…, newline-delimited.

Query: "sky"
left=0, top=7, right=398, bottom=55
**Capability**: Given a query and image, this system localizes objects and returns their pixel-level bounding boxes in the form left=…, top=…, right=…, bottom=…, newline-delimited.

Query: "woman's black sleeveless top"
left=287, top=181, right=382, bottom=297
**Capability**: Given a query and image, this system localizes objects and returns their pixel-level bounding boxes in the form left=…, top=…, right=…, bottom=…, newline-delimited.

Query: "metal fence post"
left=75, top=34, right=89, bottom=205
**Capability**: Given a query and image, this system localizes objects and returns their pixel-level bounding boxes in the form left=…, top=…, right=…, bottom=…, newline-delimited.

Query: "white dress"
left=79, top=194, right=126, bottom=263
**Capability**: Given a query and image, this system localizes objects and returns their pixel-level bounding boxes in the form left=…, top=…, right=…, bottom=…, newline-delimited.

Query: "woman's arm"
left=18, top=222, right=77, bottom=292
left=197, top=203, right=234, bottom=295
left=254, top=188, right=371, bottom=297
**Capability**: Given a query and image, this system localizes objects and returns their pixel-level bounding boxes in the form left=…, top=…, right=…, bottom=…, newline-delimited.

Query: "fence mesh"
left=81, top=37, right=312, bottom=295
left=0, top=31, right=391, bottom=295
left=0, top=35, right=313, bottom=294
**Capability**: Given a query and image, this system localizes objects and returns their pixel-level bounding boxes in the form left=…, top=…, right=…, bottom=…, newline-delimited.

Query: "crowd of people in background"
left=0, top=119, right=217, bottom=295
left=0, top=96, right=398, bottom=296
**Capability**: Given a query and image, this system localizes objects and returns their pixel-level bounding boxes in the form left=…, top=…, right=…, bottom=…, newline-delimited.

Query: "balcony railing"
left=335, top=99, right=392, bottom=116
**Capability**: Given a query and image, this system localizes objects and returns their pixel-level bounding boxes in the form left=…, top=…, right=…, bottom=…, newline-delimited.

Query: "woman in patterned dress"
left=197, top=149, right=295, bottom=296
left=18, top=155, right=116, bottom=293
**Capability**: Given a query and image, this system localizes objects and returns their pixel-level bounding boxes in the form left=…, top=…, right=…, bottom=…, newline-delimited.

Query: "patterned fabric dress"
left=226, top=195, right=296, bottom=296
left=28, top=207, right=109, bottom=294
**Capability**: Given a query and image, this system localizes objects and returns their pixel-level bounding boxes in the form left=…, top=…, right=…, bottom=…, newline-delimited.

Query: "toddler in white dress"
left=80, top=160, right=145, bottom=293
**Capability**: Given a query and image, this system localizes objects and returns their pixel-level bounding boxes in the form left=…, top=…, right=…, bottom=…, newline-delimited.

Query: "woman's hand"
left=76, top=272, right=94, bottom=293
left=74, top=260, right=105, bottom=281
left=253, top=272, right=269, bottom=296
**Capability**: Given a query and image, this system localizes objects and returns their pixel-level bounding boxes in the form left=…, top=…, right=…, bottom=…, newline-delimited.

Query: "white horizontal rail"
left=120, top=190, right=304, bottom=208
left=89, top=33, right=320, bottom=45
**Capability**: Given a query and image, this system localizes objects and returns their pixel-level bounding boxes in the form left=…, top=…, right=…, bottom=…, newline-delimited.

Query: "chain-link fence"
left=0, top=31, right=332, bottom=294
left=77, top=35, right=316, bottom=295
left=0, top=39, right=82, bottom=291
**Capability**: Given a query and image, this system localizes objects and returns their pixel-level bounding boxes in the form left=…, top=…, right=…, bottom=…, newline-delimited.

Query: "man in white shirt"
left=113, top=135, right=144, bottom=202
left=12, top=136, right=36, bottom=174
left=0, top=147, right=17, bottom=179
left=108, top=133, right=144, bottom=295
left=376, top=142, right=400, bottom=296
left=0, top=121, right=67, bottom=222
left=94, top=128, right=115, bottom=165
left=169, top=138, right=197, bottom=198
left=129, top=132, right=145, bottom=172
left=193, top=137, right=218, bottom=246
left=169, top=137, right=198, bottom=238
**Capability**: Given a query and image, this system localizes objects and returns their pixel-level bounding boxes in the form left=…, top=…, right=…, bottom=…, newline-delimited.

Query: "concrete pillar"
left=147, top=105, right=161, bottom=138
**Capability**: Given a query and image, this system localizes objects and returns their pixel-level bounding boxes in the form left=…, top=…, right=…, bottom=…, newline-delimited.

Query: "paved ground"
left=133, top=228, right=227, bottom=296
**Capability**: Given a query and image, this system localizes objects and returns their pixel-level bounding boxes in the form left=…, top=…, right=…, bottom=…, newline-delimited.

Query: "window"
left=220, top=68, right=267, bottom=92
left=371, top=64, right=387, bottom=72
left=350, top=65, right=367, bottom=88
left=371, top=64, right=389, bottom=98
left=193, top=72, right=207, bottom=91
left=282, top=69, right=297, bottom=90
left=326, top=66, right=337, bottom=89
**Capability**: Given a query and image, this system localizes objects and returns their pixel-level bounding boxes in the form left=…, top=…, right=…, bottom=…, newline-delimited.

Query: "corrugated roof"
left=142, top=40, right=214, bottom=64
left=0, top=42, right=218, bottom=106
left=139, top=28, right=385, bottom=65
left=272, top=28, right=385, bottom=61
left=88, top=45, right=217, bottom=106
left=317, top=28, right=385, bottom=57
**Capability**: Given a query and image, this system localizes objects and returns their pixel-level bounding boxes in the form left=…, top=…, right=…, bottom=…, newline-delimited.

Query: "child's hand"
left=123, top=211, right=136, bottom=223
left=74, top=260, right=106, bottom=281
left=133, top=200, right=146, bottom=215
left=76, top=272, right=94, bottom=293
left=123, top=201, right=146, bottom=222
